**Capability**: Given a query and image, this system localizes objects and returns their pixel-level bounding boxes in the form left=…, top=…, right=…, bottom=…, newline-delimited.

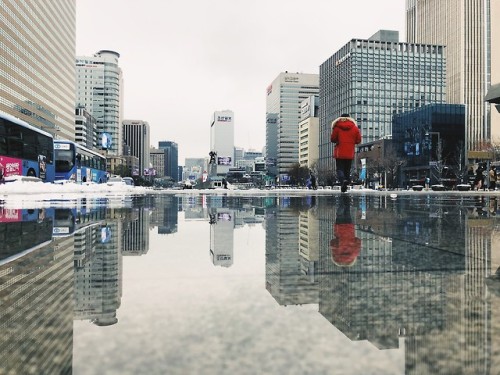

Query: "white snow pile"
left=0, top=176, right=147, bottom=203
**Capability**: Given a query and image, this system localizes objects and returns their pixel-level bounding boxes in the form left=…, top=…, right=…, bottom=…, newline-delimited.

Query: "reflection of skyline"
left=266, top=197, right=319, bottom=306
left=264, top=195, right=497, bottom=373
left=0, top=213, right=74, bottom=374
left=1, top=195, right=499, bottom=374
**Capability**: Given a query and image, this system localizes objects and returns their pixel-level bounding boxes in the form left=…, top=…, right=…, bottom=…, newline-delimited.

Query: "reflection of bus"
left=53, top=206, right=107, bottom=237
left=0, top=111, right=55, bottom=181
left=0, top=208, right=53, bottom=263
left=54, top=140, right=107, bottom=183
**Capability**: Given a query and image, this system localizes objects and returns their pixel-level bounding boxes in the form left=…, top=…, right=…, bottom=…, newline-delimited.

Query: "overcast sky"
left=76, top=0, right=405, bottom=163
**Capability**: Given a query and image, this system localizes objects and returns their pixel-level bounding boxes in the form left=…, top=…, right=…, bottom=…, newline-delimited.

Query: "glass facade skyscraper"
left=0, top=0, right=76, bottom=139
left=159, top=141, right=179, bottom=182
left=392, top=103, right=466, bottom=186
left=406, top=0, right=491, bottom=156
left=319, top=30, right=446, bottom=174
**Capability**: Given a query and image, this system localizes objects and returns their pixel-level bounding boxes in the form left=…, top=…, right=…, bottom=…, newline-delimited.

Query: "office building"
left=406, top=0, right=492, bottom=157
left=210, top=110, right=235, bottom=175
left=318, top=30, right=446, bottom=178
left=159, top=141, right=179, bottom=182
left=123, top=120, right=150, bottom=176
left=0, top=0, right=76, bottom=139
left=266, top=73, right=319, bottom=181
left=150, top=147, right=165, bottom=178
left=299, top=96, right=320, bottom=170
left=75, top=106, right=97, bottom=149
left=392, top=103, right=466, bottom=186
left=491, top=1, right=500, bottom=139
left=76, top=50, right=123, bottom=155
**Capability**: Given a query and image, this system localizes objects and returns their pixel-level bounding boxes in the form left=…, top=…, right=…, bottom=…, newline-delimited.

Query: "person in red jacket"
left=330, top=195, right=361, bottom=267
left=331, top=114, right=361, bottom=192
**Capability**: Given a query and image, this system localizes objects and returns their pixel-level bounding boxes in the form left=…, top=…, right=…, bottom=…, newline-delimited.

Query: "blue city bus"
left=0, top=111, right=55, bottom=182
left=54, top=140, right=107, bottom=183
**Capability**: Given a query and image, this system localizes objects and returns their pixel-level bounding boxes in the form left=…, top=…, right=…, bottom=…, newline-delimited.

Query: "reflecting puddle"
left=1, top=193, right=500, bottom=374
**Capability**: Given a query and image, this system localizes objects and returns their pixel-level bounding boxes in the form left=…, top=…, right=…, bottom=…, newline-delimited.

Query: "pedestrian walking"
left=489, top=166, right=496, bottom=190
left=474, top=166, right=485, bottom=191
left=331, top=114, right=361, bottom=193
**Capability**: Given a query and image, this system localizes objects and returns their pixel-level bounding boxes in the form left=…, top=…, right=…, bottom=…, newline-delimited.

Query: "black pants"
left=336, top=159, right=352, bottom=184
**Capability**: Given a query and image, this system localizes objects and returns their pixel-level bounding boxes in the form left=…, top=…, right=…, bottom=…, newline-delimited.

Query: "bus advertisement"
left=54, top=140, right=107, bottom=184
left=0, top=111, right=55, bottom=182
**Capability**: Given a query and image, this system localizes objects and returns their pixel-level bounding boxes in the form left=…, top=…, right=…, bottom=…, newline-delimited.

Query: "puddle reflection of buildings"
left=0, top=208, right=74, bottom=374
left=266, top=195, right=500, bottom=373
left=265, top=197, right=319, bottom=305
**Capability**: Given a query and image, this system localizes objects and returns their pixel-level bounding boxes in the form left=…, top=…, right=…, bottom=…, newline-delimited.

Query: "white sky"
left=75, top=0, right=406, bottom=163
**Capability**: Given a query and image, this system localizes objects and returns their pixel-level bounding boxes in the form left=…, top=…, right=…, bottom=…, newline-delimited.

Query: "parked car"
left=107, top=176, right=126, bottom=186
left=122, top=177, right=134, bottom=186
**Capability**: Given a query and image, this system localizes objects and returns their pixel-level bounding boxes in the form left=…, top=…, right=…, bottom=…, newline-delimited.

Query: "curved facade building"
left=0, top=0, right=76, bottom=139
left=76, top=50, right=123, bottom=155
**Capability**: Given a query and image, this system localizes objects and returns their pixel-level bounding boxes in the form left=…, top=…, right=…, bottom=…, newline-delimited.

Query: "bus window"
left=23, top=130, right=37, bottom=160
left=0, top=136, right=6, bottom=154
left=55, top=150, right=74, bottom=172
left=38, top=134, right=53, bottom=163
left=7, top=137, right=23, bottom=157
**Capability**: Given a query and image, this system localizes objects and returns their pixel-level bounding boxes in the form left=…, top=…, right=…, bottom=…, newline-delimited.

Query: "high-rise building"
left=122, top=120, right=150, bottom=176
left=490, top=1, right=500, bottom=139
left=0, top=0, right=76, bottom=139
left=318, top=30, right=446, bottom=177
left=266, top=73, right=319, bottom=181
left=406, top=0, right=492, bottom=157
left=150, top=147, right=165, bottom=178
left=299, top=96, right=320, bottom=170
left=75, top=106, right=96, bottom=149
left=210, top=110, right=235, bottom=175
left=76, top=50, right=123, bottom=155
left=159, top=141, right=179, bottom=181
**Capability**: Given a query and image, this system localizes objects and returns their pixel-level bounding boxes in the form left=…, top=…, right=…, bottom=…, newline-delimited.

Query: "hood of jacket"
left=331, top=116, right=358, bottom=131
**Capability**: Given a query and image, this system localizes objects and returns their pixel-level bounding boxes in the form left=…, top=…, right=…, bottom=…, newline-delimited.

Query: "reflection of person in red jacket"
left=331, top=114, right=361, bottom=192
left=330, top=195, right=361, bottom=267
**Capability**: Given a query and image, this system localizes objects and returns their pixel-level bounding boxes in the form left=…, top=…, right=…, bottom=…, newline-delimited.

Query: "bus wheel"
left=27, top=169, right=36, bottom=177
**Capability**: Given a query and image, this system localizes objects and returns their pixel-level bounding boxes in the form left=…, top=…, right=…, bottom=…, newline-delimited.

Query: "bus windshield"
left=55, top=149, right=74, bottom=173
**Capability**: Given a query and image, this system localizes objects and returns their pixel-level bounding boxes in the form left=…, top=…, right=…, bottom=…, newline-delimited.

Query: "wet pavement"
left=1, top=192, right=500, bottom=374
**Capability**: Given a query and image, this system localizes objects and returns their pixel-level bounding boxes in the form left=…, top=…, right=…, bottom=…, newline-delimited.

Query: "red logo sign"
left=0, top=156, right=22, bottom=177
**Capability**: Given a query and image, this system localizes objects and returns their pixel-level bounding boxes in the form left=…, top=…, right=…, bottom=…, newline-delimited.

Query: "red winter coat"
left=331, top=116, right=361, bottom=160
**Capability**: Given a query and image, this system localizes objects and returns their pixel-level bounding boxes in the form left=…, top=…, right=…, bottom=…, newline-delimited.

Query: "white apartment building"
left=76, top=50, right=123, bottom=155
left=210, top=110, right=235, bottom=175
left=266, top=72, right=319, bottom=181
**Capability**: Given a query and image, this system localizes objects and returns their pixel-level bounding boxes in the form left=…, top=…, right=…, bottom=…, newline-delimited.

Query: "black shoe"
left=341, top=181, right=348, bottom=193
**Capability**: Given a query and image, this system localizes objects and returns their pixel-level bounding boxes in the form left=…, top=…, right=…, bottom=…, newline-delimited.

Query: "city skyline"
left=75, top=0, right=406, bottom=163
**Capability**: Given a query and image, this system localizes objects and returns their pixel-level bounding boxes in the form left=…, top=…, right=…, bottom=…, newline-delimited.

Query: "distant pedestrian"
left=489, top=166, right=496, bottom=190
left=310, top=174, right=317, bottom=190
left=474, top=167, right=485, bottom=191
left=222, top=178, right=228, bottom=189
left=331, top=114, right=361, bottom=193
